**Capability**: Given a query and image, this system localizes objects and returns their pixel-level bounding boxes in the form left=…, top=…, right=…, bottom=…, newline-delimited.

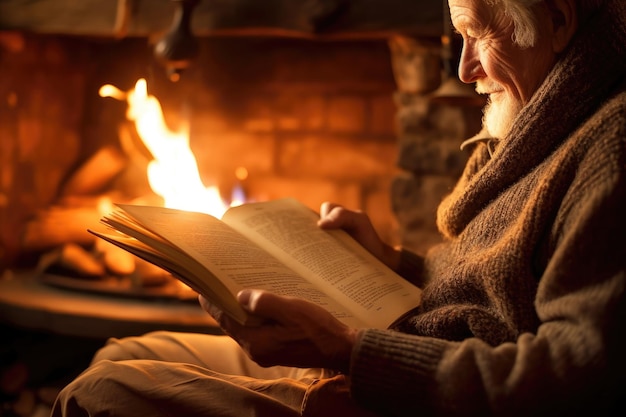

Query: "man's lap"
left=90, top=330, right=330, bottom=379
left=51, top=331, right=375, bottom=417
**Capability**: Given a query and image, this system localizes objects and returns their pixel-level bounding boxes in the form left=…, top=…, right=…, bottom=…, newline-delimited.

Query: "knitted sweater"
left=349, top=1, right=626, bottom=416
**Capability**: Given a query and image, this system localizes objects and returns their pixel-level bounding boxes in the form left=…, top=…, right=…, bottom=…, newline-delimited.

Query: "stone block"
left=388, top=36, right=441, bottom=94
left=391, top=173, right=458, bottom=255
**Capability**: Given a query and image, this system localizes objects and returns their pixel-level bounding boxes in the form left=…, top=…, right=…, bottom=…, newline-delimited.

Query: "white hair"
left=487, top=0, right=607, bottom=48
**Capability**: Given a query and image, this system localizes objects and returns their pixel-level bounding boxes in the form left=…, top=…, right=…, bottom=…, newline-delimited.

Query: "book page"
left=222, top=198, right=422, bottom=329
left=109, top=205, right=370, bottom=328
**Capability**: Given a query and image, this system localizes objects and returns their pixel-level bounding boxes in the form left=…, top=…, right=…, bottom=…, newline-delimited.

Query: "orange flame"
left=99, top=79, right=237, bottom=218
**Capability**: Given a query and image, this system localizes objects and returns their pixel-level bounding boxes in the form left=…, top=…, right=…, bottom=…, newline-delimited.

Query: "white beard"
left=481, top=92, right=523, bottom=140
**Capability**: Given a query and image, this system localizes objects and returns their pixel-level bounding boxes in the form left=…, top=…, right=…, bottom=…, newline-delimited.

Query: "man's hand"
left=317, top=201, right=400, bottom=270
left=199, top=290, right=358, bottom=373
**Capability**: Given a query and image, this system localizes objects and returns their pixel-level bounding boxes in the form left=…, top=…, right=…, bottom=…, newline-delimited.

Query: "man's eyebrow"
left=452, top=16, right=487, bottom=38
left=450, top=19, right=471, bottom=35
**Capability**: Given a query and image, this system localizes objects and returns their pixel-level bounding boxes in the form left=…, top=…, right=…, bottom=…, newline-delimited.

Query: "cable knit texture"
left=350, top=1, right=626, bottom=415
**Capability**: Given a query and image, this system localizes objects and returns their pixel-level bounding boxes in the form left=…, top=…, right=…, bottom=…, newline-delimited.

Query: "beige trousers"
left=51, top=331, right=376, bottom=417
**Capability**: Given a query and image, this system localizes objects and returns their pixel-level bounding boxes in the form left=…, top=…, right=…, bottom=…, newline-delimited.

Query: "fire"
left=99, top=79, right=240, bottom=218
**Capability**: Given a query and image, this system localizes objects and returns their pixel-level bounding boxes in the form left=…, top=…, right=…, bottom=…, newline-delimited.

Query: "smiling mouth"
left=484, top=90, right=505, bottom=101
left=478, top=88, right=503, bottom=95
left=475, top=81, right=504, bottom=96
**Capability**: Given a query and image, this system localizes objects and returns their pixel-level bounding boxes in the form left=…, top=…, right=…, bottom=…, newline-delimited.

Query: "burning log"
left=20, top=139, right=174, bottom=289
left=95, top=237, right=136, bottom=276
left=35, top=239, right=169, bottom=287
left=37, top=242, right=105, bottom=278
left=20, top=145, right=129, bottom=252
left=21, top=203, right=105, bottom=251
left=59, top=145, right=128, bottom=197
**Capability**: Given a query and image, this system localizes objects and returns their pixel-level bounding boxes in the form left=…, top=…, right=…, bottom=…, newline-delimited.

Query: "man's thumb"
left=237, top=289, right=262, bottom=312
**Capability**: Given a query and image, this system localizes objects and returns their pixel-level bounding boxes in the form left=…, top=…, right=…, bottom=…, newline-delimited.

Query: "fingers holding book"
left=199, top=290, right=358, bottom=373
left=318, top=201, right=401, bottom=271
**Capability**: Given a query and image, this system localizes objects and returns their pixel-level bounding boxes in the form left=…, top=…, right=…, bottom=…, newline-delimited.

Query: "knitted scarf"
left=402, top=0, right=626, bottom=345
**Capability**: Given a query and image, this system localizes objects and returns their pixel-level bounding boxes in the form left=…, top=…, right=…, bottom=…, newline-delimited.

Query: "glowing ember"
left=99, top=79, right=240, bottom=218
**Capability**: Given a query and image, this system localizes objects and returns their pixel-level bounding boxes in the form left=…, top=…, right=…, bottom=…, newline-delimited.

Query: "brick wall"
left=0, top=33, right=402, bottom=268
left=0, top=32, right=484, bottom=270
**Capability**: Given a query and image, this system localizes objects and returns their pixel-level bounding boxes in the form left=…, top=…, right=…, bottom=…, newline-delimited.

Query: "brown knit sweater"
left=349, top=1, right=626, bottom=416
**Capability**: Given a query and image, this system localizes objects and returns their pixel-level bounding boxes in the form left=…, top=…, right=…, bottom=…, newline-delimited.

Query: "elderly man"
left=52, top=0, right=625, bottom=416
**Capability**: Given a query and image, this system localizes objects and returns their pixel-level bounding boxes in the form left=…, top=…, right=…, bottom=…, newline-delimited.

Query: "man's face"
left=449, top=0, right=557, bottom=139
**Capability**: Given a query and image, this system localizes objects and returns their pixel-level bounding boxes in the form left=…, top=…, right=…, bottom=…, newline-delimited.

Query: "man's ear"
left=545, top=0, right=578, bottom=53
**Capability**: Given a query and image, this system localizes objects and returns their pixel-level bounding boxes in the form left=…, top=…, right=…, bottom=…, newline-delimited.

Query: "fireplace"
left=0, top=0, right=483, bottom=288
left=0, top=5, right=489, bottom=414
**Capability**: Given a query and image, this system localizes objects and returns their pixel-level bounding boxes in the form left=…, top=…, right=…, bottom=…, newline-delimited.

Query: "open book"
left=89, top=198, right=422, bottom=329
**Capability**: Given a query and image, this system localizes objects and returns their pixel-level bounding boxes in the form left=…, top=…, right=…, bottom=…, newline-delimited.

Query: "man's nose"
left=458, top=41, right=483, bottom=84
